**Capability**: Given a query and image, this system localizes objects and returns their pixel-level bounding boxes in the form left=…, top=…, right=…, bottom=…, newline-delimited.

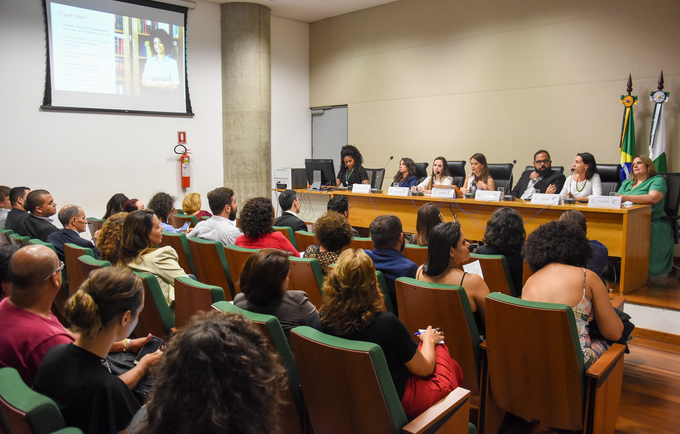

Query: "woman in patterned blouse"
left=303, top=211, right=353, bottom=274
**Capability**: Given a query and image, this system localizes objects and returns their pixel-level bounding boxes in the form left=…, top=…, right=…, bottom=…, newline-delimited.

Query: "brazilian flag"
left=619, top=94, right=637, bottom=182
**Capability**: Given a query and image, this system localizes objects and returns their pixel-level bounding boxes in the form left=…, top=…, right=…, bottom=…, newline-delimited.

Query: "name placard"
left=352, top=184, right=371, bottom=194
left=588, top=195, right=622, bottom=209
left=387, top=186, right=410, bottom=197
left=531, top=193, right=560, bottom=205
left=431, top=188, right=455, bottom=199
left=475, top=190, right=502, bottom=202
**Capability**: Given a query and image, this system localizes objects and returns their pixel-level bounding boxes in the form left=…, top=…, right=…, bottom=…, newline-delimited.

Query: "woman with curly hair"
left=415, top=156, right=453, bottom=193
left=303, top=211, right=353, bottom=274
left=128, top=310, right=289, bottom=434
left=335, top=144, right=370, bottom=187
left=34, top=267, right=162, bottom=434
left=392, top=157, right=418, bottom=189
left=102, top=193, right=128, bottom=220
left=235, top=197, right=298, bottom=256
left=416, top=222, right=490, bottom=329
left=147, top=192, right=176, bottom=227
left=309, top=249, right=463, bottom=419
left=411, top=203, right=443, bottom=246
left=181, top=192, right=212, bottom=219
left=460, top=153, right=495, bottom=195
left=234, top=249, right=318, bottom=343
left=476, top=208, right=526, bottom=295
left=522, top=220, right=623, bottom=368
left=96, top=211, right=128, bottom=264
left=118, top=209, right=187, bottom=304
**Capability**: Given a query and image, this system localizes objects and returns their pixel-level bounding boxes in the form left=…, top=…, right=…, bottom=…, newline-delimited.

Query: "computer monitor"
left=304, top=159, right=337, bottom=189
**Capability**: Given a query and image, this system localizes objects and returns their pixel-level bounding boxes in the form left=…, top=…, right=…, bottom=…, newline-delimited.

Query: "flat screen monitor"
left=305, top=159, right=337, bottom=189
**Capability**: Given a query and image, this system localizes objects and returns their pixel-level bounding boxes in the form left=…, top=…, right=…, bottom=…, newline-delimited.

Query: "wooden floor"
left=609, top=269, right=680, bottom=311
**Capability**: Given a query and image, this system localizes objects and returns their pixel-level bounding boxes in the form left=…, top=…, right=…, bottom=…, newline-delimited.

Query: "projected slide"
left=44, top=0, right=190, bottom=115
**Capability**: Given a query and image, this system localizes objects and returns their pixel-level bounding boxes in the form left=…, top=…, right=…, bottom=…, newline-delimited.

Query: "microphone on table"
left=564, top=168, right=576, bottom=204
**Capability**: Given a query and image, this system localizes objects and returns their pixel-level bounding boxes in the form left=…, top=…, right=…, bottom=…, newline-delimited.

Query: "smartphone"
left=179, top=221, right=190, bottom=232
left=134, top=336, right=163, bottom=364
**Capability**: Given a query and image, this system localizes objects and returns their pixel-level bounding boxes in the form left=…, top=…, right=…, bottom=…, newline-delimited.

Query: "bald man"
left=0, top=245, right=159, bottom=387
left=47, top=204, right=100, bottom=261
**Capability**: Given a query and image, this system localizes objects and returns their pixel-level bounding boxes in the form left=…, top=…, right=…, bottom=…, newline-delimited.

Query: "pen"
left=414, top=328, right=440, bottom=336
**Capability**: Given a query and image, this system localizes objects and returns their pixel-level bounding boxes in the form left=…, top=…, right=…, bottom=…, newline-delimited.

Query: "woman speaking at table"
left=414, top=156, right=453, bottom=194
left=460, top=153, right=495, bottom=195
left=617, top=155, right=673, bottom=275
left=559, top=152, right=602, bottom=202
left=336, top=145, right=370, bottom=187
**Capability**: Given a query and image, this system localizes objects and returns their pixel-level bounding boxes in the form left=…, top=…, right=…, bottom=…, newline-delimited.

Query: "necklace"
left=575, top=176, right=587, bottom=192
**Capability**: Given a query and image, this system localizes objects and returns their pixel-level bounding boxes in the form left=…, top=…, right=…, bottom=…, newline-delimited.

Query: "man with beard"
left=187, top=187, right=242, bottom=246
left=365, top=215, right=417, bottom=317
left=511, top=150, right=565, bottom=199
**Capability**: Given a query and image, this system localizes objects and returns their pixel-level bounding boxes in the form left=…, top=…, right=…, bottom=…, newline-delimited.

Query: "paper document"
left=463, top=260, right=484, bottom=279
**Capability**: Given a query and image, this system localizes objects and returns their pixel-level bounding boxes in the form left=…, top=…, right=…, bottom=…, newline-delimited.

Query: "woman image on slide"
left=142, top=28, right=180, bottom=92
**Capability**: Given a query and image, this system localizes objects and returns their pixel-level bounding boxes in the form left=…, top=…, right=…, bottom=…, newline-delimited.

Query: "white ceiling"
left=203, top=0, right=399, bottom=23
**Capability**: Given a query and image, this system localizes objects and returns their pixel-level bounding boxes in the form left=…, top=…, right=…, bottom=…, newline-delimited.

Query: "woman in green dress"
left=617, top=155, right=673, bottom=275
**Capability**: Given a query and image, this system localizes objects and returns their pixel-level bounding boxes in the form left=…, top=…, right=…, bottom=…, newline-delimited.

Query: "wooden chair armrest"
left=402, top=387, right=471, bottom=434
left=585, top=343, right=626, bottom=384
left=479, top=340, right=487, bottom=351
left=611, top=296, right=626, bottom=310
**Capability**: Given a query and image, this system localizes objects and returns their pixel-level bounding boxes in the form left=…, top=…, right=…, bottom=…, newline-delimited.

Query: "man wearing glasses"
left=511, top=150, right=566, bottom=199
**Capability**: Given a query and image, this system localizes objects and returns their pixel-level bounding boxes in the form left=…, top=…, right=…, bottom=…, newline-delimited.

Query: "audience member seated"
left=326, top=195, right=359, bottom=237
left=416, top=222, right=490, bottom=330
left=103, top=193, right=129, bottom=220
left=560, top=152, right=602, bottom=202
left=617, top=154, right=673, bottom=276
left=128, top=311, right=289, bottom=434
left=511, top=150, right=565, bottom=199
left=336, top=144, right=370, bottom=187
left=235, top=197, right=298, bottom=256
left=411, top=202, right=443, bottom=246
left=0, top=185, right=10, bottom=228
left=559, top=210, right=608, bottom=283
left=188, top=187, right=242, bottom=246
left=34, top=267, right=163, bottom=434
left=303, top=211, right=353, bottom=274
left=392, top=157, right=418, bottom=189
left=308, top=249, right=463, bottom=419
left=123, top=198, right=145, bottom=213
left=4, top=186, right=30, bottom=232
left=148, top=192, right=181, bottom=233
left=0, top=244, right=19, bottom=301
left=476, top=208, right=526, bottom=295
left=234, top=249, right=318, bottom=343
left=522, top=220, right=623, bottom=368
left=97, top=212, right=127, bottom=264
left=119, top=209, right=188, bottom=304
left=414, top=156, right=453, bottom=194
left=273, top=189, right=307, bottom=231
left=16, top=189, right=59, bottom=242
left=47, top=204, right=100, bottom=261
left=181, top=192, right=212, bottom=219
left=460, top=153, right=495, bottom=195
left=365, top=215, right=418, bottom=312
left=0, top=245, right=157, bottom=387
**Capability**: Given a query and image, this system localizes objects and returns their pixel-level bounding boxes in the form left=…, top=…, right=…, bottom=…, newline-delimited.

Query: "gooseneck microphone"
left=381, top=156, right=394, bottom=171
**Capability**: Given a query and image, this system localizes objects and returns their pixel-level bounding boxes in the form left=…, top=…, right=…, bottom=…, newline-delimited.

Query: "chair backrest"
left=63, top=243, right=94, bottom=297
left=293, top=230, right=316, bottom=252
left=10, top=233, right=30, bottom=248
left=364, top=168, right=386, bottom=190
left=174, top=276, right=226, bottom=329
left=447, top=160, right=467, bottom=188
left=287, top=256, right=324, bottom=310
left=76, top=256, right=112, bottom=282
left=522, top=260, right=533, bottom=287
left=487, top=163, right=514, bottom=193
left=375, top=271, right=394, bottom=314
left=132, top=271, right=175, bottom=341
left=349, top=236, right=374, bottom=251
left=187, top=238, right=235, bottom=300
left=659, top=173, right=680, bottom=217
left=414, top=162, right=429, bottom=180
left=523, top=165, right=564, bottom=174
left=223, top=245, right=259, bottom=295
left=402, top=244, right=428, bottom=267
left=0, top=367, right=71, bottom=434
left=0, top=229, right=13, bottom=246
left=28, top=239, right=58, bottom=256
left=485, top=293, right=585, bottom=430
left=213, top=302, right=305, bottom=434
left=172, top=214, right=198, bottom=228
left=273, top=226, right=298, bottom=250
left=158, top=232, right=196, bottom=275
left=468, top=253, right=516, bottom=297
left=395, top=277, right=482, bottom=396
left=85, top=217, right=104, bottom=240
left=598, top=164, right=622, bottom=195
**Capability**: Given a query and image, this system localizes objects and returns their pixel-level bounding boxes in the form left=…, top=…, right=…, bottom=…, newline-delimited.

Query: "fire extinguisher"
left=174, top=144, right=191, bottom=188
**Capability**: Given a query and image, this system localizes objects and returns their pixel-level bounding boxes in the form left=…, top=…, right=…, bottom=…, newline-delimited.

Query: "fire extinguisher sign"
left=178, top=131, right=186, bottom=144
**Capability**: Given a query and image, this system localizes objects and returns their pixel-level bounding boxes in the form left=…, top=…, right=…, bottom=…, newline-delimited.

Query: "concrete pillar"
left=221, top=2, right=271, bottom=201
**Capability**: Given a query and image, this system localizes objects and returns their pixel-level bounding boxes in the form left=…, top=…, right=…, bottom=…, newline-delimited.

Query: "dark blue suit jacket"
left=47, top=228, right=100, bottom=262
left=366, top=248, right=418, bottom=316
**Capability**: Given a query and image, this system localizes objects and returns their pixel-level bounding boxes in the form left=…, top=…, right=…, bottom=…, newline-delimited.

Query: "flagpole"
left=619, top=74, right=637, bottom=182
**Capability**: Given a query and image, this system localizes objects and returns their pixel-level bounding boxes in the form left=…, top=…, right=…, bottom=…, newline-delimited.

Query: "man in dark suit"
left=16, top=190, right=59, bottom=242
left=274, top=190, right=307, bottom=232
left=47, top=204, right=100, bottom=261
left=4, top=186, right=30, bottom=232
left=510, top=150, right=566, bottom=199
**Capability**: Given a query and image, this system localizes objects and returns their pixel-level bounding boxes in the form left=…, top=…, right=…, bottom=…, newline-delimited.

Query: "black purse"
left=588, top=307, right=635, bottom=354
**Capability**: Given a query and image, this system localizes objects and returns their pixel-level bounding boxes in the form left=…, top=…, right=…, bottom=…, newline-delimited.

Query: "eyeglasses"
left=534, top=159, right=551, bottom=165
left=43, top=261, right=65, bottom=281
